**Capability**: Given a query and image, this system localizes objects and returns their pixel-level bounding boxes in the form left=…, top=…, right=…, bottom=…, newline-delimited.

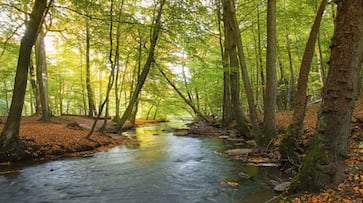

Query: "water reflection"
left=0, top=122, right=278, bottom=203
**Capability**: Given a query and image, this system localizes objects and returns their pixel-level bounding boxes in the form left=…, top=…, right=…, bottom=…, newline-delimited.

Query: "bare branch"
left=0, top=23, right=24, bottom=58
left=0, top=2, right=30, bottom=15
left=52, top=4, right=146, bottom=27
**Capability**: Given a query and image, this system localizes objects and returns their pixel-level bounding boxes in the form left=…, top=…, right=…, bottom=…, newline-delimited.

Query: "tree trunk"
left=79, top=48, right=87, bottom=115
left=35, top=26, right=52, bottom=121
left=256, top=1, right=265, bottom=108
left=277, top=52, right=288, bottom=111
left=221, top=0, right=249, bottom=136
left=159, top=68, right=210, bottom=122
left=316, top=32, right=326, bottom=85
left=292, top=0, right=363, bottom=192
left=85, top=18, right=97, bottom=118
left=58, top=74, right=64, bottom=115
left=227, top=0, right=261, bottom=136
left=117, top=0, right=166, bottom=129
left=216, top=0, right=232, bottom=125
left=288, top=0, right=327, bottom=139
left=262, top=0, right=277, bottom=144
left=128, top=30, right=143, bottom=125
left=29, top=60, right=41, bottom=115
left=113, top=0, right=125, bottom=123
left=286, top=33, right=296, bottom=110
left=89, top=0, right=117, bottom=135
left=2, top=81, right=10, bottom=114
left=0, top=0, right=48, bottom=160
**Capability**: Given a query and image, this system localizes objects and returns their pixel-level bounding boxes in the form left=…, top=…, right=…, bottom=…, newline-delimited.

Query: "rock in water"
left=225, top=148, right=254, bottom=156
left=173, top=129, right=189, bottom=136
left=269, top=180, right=280, bottom=186
left=273, top=181, right=291, bottom=192
left=238, top=172, right=251, bottom=179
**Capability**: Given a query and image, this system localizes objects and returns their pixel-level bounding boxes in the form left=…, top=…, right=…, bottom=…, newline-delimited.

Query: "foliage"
left=0, top=0, right=335, bottom=120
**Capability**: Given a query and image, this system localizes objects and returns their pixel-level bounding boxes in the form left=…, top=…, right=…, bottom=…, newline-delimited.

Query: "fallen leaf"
left=219, top=179, right=239, bottom=187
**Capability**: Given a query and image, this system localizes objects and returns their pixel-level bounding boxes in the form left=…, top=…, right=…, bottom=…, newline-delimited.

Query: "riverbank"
left=0, top=115, right=141, bottom=164
left=178, top=101, right=363, bottom=202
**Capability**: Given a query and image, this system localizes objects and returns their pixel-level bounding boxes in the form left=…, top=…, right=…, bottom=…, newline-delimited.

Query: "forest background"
left=2, top=0, right=363, bottom=199
left=0, top=0, right=334, bottom=121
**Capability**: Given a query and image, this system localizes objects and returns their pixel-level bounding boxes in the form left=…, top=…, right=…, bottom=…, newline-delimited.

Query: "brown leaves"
left=283, top=133, right=363, bottom=202
left=0, top=115, right=135, bottom=161
left=219, top=179, right=239, bottom=187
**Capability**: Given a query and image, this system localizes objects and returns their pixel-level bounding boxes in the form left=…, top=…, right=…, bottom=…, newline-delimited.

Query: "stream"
left=0, top=121, right=281, bottom=203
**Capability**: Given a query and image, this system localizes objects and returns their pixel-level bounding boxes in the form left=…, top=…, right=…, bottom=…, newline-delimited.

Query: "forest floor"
left=0, top=115, right=161, bottom=165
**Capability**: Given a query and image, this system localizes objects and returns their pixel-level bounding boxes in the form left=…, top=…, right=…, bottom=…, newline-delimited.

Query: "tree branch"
left=0, top=23, right=24, bottom=58
left=0, top=3, right=30, bottom=15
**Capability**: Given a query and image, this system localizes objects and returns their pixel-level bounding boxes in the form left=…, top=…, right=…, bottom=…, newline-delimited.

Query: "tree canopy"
left=0, top=0, right=335, bottom=120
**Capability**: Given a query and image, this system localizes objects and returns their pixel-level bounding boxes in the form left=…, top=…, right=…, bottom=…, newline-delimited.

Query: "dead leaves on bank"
left=284, top=174, right=363, bottom=202
left=0, top=116, right=135, bottom=160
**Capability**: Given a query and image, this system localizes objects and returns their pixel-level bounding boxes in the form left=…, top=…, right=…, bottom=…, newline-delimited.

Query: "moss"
left=290, top=135, right=331, bottom=192
left=256, top=134, right=270, bottom=147
left=280, top=125, right=296, bottom=156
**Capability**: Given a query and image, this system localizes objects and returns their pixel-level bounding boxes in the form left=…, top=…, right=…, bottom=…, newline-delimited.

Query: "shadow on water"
left=0, top=121, right=281, bottom=203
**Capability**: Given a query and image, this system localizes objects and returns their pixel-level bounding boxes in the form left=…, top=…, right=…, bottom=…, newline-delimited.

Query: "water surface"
left=0, top=122, right=278, bottom=202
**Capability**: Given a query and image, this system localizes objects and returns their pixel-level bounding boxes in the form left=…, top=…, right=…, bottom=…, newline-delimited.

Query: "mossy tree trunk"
left=292, top=0, right=363, bottom=192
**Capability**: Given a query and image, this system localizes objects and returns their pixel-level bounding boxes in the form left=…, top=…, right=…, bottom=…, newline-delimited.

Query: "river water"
left=0, top=122, right=279, bottom=203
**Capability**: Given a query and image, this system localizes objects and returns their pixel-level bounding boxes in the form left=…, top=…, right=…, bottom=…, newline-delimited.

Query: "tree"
left=29, top=59, right=42, bottom=115
left=85, top=18, right=97, bottom=117
left=292, top=0, right=363, bottom=192
left=280, top=0, right=328, bottom=157
left=221, top=0, right=249, bottom=136
left=113, top=0, right=126, bottom=122
left=87, top=0, right=119, bottom=136
left=0, top=0, right=49, bottom=159
left=262, top=0, right=277, bottom=144
left=158, top=66, right=210, bottom=122
left=35, top=26, right=52, bottom=121
left=289, top=0, right=328, bottom=139
left=117, top=0, right=166, bottom=129
left=226, top=0, right=260, bottom=136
